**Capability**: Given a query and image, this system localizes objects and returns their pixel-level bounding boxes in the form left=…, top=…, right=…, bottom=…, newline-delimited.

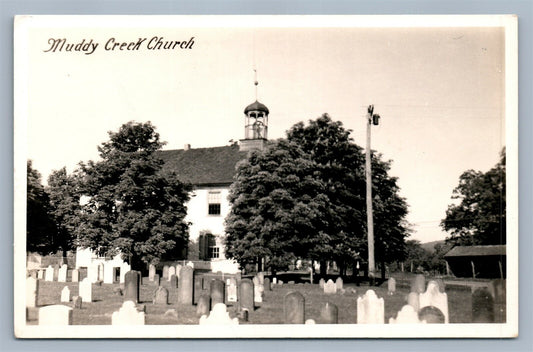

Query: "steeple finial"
left=254, top=68, right=259, bottom=100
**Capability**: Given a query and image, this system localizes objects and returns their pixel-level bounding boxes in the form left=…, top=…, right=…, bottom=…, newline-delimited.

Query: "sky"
left=22, top=17, right=507, bottom=243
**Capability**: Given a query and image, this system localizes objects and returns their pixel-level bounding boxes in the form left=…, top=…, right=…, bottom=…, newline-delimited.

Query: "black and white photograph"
left=14, top=15, right=518, bottom=338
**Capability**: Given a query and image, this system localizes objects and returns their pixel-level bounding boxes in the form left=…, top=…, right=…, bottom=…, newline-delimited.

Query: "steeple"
left=239, top=70, right=269, bottom=152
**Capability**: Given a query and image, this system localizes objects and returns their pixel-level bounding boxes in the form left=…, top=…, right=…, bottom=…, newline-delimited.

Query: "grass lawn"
left=28, top=274, right=487, bottom=325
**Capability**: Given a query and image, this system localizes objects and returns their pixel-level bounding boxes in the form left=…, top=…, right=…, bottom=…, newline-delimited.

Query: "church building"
left=157, top=98, right=270, bottom=272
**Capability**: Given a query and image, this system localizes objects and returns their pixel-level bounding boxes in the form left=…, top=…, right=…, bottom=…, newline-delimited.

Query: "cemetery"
left=25, top=265, right=506, bottom=326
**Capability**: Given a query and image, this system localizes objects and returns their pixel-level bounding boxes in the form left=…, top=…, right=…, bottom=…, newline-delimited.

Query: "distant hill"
left=420, top=240, right=445, bottom=253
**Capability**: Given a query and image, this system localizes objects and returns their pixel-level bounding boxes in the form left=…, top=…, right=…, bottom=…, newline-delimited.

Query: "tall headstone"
left=37, top=270, right=44, bottom=280
left=72, top=296, right=82, bottom=309
left=407, top=292, right=420, bottom=312
left=264, top=277, right=271, bottom=291
left=120, top=262, right=131, bottom=284
left=79, top=278, right=92, bottom=303
left=168, top=266, right=176, bottom=281
left=388, top=278, right=396, bottom=295
left=26, top=276, right=38, bottom=308
left=148, top=264, right=156, bottom=281
left=162, top=265, right=169, bottom=279
left=284, top=291, right=305, bottom=324
left=319, top=278, right=325, bottom=288
left=112, top=301, right=145, bottom=325
left=58, top=264, right=67, bottom=282
left=389, top=305, right=426, bottom=324
left=199, top=303, right=239, bottom=325
left=472, top=287, right=495, bottom=323
left=38, top=305, right=73, bottom=325
left=324, top=279, right=337, bottom=294
left=335, top=277, right=343, bottom=290
left=239, top=279, right=254, bottom=312
left=253, top=276, right=263, bottom=303
left=419, top=280, right=449, bottom=323
left=257, top=272, right=265, bottom=285
left=411, top=274, right=426, bottom=293
left=210, top=279, right=226, bottom=306
left=357, top=289, right=384, bottom=324
left=53, top=264, right=60, bottom=281
left=196, top=294, right=211, bottom=317
left=45, top=265, right=54, bottom=282
left=153, top=274, right=160, bottom=286
left=71, top=269, right=79, bottom=283
left=124, top=271, right=140, bottom=303
left=227, top=278, right=238, bottom=302
left=169, top=274, right=178, bottom=289
left=320, top=302, right=338, bottom=324
left=153, top=287, right=169, bottom=305
left=178, top=266, right=194, bottom=305
left=176, top=264, right=182, bottom=279
left=60, top=286, right=70, bottom=302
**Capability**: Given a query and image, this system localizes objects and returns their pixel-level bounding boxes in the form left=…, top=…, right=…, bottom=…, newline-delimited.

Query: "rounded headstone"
left=472, top=287, right=495, bottom=323
left=264, top=277, right=271, bottom=291
left=418, top=306, right=445, bottom=324
left=124, top=270, right=140, bottom=303
left=284, top=291, right=305, bottom=324
left=153, top=287, right=169, bottom=305
left=178, top=265, right=194, bottom=305
left=239, top=279, right=254, bottom=312
left=197, top=294, right=211, bottom=317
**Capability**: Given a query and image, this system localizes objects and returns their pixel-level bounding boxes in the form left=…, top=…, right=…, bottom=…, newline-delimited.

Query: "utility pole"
left=366, top=105, right=380, bottom=285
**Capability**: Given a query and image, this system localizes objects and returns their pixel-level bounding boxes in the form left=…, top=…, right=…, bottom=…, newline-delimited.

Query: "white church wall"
left=185, top=187, right=230, bottom=243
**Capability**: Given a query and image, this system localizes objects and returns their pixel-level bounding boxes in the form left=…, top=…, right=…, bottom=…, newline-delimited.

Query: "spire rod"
left=254, top=68, right=258, bottom=101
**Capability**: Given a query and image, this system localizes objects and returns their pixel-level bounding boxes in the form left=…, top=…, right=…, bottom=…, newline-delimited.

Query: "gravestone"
left=257, top=272, right=265, bottom=285
left=411, top=274, right=426, bottom=293
left=418, top=306, right=445, bottom=324
left=124, top=271, right=140, bottom=303
left=489, top=279, right=506, bottom=323
left=153, top=287, right=169, bottom=305
left=264, top=277, right=271, bottom=291
left=186, top=261, right=194, bottom=268
left=168, top=266, right=176, bottom=281
left=407, top=292, right=420, bottom=312
left=210, top=279, right=226, bottom=306
left=178, top=266, right=194, bottom=305
left=239, top=279, right=254, bottom=312
left=53, top=265, right=60, bottom=281
left=272, top=277, right=277, bottom=285
left=389, top=305, right=426, bottom=324
left=120, top=262, right=131, bottom=284
left=199, top=303, right=239, bottom=325
left=153, top=274, right=160, bottom=286
left=324, top=279, right=337, bottom=294
left=162, top=265, right=169, bottom=279
left=284, top=291, right=305, bottom=324
left=72, top=296, right=82, bottom=309
left=60, top=286, right=70, bottom=303
left=387, top=278, right=396, bottom=295
left=112, top=301, right=145, bottom=325
left=253, top=276, right=263, bottom=303
left=38, top=305, right=73, bottom=325
left=472, top=287, right=495, bottom=323
left=71, top=269, right=79, bottom=283
left=319, top=278, right=325, bottom=289
left=305, top=319, right=316, bottom=324
left=79, top=278, right=92, bottom=303
left=169, top=274, right=177, bottom=289
left=58, top=264, right=68, bottom=282
left=320, top=302, right=338, bottom=324
left=419, top=280, right=449, bottom=323
left=335, top=277, right=343, bottom=290
left=227, top=278, right=238, bottom=302
left=357, top=289, right=384, bottom=324
left=37, top=270, right=44, bottom=279
left=45, top=265, right=54, bottom=282
left=196, top=294, right=211, bottom=317
left=26, top=276, right=38, bottom=308
left=149, top=264, right=156, bottom=281
left=194, top=276, right=203, bottom=303
left=176, top=264, right=182, bottom=279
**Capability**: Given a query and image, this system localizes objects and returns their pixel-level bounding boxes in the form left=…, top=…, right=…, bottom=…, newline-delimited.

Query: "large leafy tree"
left=441, top=149, right=506, bottom=245
left=75, top=121, right=191, bottom=267
left=225, top=114, right=409, bottom=276
left=27, top=160, right=55, bottom=254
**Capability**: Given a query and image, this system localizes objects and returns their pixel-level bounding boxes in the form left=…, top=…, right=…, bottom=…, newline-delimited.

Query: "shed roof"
left=157, top=145, right=247, bottom=186
left=444, top=245, right=506, bottom=258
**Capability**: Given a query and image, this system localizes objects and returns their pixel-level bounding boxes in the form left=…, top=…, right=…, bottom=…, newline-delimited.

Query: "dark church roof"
left=444, top=245, right=506, bottom=258
left=157, top=145, right=247, bottom=187
left=244, top=100, right=269, bottom=115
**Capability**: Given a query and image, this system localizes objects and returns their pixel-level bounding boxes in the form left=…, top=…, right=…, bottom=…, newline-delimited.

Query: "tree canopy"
left=441, top=149, right=506, bottom=246
left=73, top=121, right=191, bottom=266
left=225, top=114, right=409, bottom=274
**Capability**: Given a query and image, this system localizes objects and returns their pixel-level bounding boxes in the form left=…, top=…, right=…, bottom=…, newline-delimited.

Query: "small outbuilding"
left=444, top=245, right=506, bottom=279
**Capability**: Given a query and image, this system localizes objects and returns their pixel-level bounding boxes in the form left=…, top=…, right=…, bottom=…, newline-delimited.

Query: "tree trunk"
left=319, top=260, right=327, bottom=278
left=381, top=260, right=386, bottom=280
